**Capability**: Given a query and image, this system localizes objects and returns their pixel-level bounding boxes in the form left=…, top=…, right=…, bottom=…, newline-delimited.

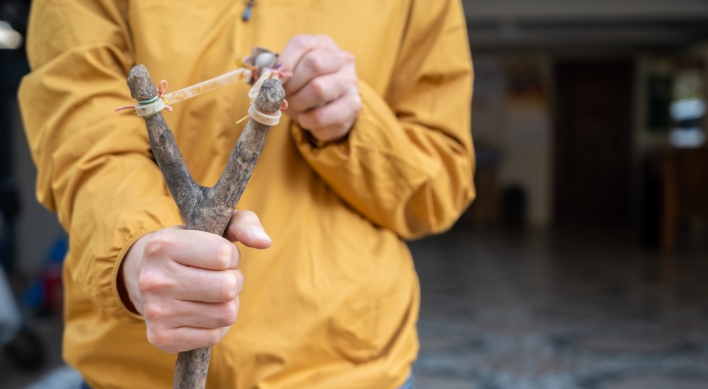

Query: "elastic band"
left=248, top=103, right=281, bottom=126
left=115, top=80, right=173, bottom=117
left=135, top=99, right=166, bottom=118
left=139, top=95, right=160, bottom=105
left=115, top=59, right=291, bottom=120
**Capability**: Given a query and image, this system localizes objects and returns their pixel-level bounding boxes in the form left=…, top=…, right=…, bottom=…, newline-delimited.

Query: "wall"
left=472, top=53, right=553, bottom=227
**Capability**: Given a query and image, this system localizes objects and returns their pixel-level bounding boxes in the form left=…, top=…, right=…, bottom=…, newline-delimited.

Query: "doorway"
left=553, top=60, right=635, bottom=227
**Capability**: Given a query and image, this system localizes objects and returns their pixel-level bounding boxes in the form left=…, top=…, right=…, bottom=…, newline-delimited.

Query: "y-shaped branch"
left=126, top=64, right=285, bottom=389
left=126, top=64, right=284, bottom=234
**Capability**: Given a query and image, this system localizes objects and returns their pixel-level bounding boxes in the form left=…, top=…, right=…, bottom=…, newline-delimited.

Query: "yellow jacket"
left=19, top=0, right=474, bottom=388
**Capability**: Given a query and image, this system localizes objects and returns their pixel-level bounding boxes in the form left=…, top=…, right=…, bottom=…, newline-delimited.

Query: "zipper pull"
left=243, top=0, right=255, bottom=22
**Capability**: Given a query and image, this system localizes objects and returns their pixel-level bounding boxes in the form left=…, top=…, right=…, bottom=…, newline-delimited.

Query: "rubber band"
left=139, top=95, right=160, bottom=105
left=235, top=98, right=287, bottom=126
left=248, top=103, right=281, bottom=126
left=135, top=98, right=166, bottom=118
left=114, top=80, right=173, bottom=118
left=115, top=50, right=289, bottom=121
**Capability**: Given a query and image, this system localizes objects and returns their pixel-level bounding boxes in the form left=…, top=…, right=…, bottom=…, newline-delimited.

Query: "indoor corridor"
left=411, top=228, right=708, bottom=389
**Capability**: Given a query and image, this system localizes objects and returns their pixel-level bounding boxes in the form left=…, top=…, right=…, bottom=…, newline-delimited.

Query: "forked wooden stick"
left=126, top=64, right=285, bottom=389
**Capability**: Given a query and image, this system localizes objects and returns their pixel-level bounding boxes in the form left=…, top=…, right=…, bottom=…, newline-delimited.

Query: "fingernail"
left=251, top=227, right=271, bottom=242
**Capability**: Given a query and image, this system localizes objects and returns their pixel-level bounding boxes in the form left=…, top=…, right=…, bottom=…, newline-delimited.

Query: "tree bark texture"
left=126, top=64, right=285, bottom=389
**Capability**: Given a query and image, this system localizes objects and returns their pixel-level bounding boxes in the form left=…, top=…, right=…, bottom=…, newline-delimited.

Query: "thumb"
left=224, top=210, right=272, bottom=249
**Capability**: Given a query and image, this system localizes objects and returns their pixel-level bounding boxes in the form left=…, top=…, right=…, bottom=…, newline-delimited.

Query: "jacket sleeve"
left=18, top=0, right=182, bottom=322
left=291, top=0, right=475, bottom=239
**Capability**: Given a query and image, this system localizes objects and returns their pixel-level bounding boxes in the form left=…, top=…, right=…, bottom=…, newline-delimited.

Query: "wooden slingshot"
left=125, top=64, right=285, bottom=389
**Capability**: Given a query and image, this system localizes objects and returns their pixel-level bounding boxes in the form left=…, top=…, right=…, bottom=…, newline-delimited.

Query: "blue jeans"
left=398, top=374, right=414, bottom=389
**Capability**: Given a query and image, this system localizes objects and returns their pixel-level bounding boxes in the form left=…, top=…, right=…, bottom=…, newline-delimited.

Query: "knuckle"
left=221, top=302, right=239, bottom=325
left=143, top=303, right=167, bottom=322
left=208, top=330, right=224, bottom=346
left=312, top=107, right=327, bottom=124
left=219, top=272, right=239, bottom=301
left=294, top=34, right=315, bottom=49
left=291, top=34, right=306, bottom=45
left=144, top=233, right=171, bottom=257
left=305, top=52, right=327, bottom=73
left=147, top=328, right=169, bottom=349
left=342, top=51, right=355, bottom=64
left=215, top=242, right=234, bottom=269
left=233, top=246, right=241, bottom=267
left=235, top=270, right=245, bottom=293
left=310, top=78, right=327, bottom=99
left=317, top=34, right=335, bottom=45
left=233, top=210, right=259, bottom=228
left=346, top=72, right=359, bottom=87
left=238, top=209, right=257, bottom=220
left=138, top=269, right=163, bottom=294
left=351, top=95, right=363, bottom=114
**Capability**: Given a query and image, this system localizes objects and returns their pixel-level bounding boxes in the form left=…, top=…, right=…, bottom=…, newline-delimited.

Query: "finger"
left=169, top=267, right=244, bottom=303
left=146, top=298, right=241, bottom=329
left=223, top=210, right=272, bottom=249
left=286, top=70, right=352, bottom=113
left=307, top=123, right=354, bottom=144
left=146, top=324, right=230, bottom=354
left=278, top=35, right=338, bottom=79
left=285, top=48, right=343, bottom=95
left=144, top=229, right=240, bottom=270
left=298, top=92, right=362, bottom=141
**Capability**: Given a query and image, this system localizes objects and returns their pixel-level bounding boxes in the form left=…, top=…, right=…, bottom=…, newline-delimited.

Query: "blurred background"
left=1, top=0, right=708, bottom=388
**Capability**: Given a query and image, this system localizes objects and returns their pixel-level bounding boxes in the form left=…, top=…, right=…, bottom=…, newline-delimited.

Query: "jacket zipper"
left=243, top=0, right=255, bottom=21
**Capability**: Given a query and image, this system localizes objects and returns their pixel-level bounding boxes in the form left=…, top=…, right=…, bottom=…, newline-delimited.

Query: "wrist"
left=118, top=233, right=152, bottom=315
left=300, top=122, right=355, bottom=148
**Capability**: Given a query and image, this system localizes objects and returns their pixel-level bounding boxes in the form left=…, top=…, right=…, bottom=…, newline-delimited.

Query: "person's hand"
left=279, top=35, right=361, bottom=143
left=118, top=210, right=271, bottom=354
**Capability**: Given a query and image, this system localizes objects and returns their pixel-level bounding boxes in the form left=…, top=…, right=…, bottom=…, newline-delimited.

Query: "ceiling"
left=462, top=0, right=708, bottom=51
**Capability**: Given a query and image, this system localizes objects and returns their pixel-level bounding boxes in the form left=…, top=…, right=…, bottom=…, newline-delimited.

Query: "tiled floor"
left=411, top=228, right=708, bottom=389
left=3, top=228, right=707, bottom=389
